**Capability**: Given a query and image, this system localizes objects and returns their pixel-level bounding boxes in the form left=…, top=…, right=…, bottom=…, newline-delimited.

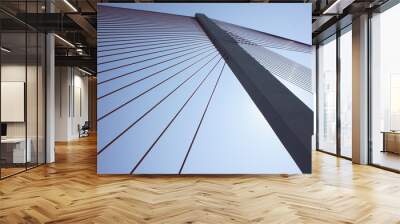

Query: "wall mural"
left=97, top=4, right=313, bottom=174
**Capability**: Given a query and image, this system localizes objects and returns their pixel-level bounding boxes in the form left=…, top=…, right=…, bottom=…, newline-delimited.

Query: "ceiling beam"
left=55, top=55, right=96, bottom=72
left=67, top=13, right=97, bottom=46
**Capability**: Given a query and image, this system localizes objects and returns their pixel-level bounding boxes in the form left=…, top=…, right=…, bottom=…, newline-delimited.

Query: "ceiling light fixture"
left=78, top=67, right=93, bottom=76
left=1, top=47, right=11, bottom=53
left=54, top=34, right=75, bottom=48
left=76, top=48, right=84, bottom=55
left=63, top=0, right=78, bottom=12
left=323, top=0, right=354, bottom=15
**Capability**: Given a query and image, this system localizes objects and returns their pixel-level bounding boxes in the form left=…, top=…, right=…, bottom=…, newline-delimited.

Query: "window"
left=339, top=27, right=352, bottom=158
left=318, top=36, right=337, bottom=154
left=370, top=3, right=400, bottom=171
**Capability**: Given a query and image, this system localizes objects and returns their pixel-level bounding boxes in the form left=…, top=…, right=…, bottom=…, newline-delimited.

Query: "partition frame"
left=315, top=24, right=353, bottom=161
left=0, top=0, right=47, bottom=180
left=316, top=0, right=400, bottom=173
left=367, top=0, right=400, bottom=173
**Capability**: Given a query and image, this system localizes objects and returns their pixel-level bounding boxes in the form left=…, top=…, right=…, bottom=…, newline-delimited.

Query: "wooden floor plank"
left=1, top=135, right=400, bottom=223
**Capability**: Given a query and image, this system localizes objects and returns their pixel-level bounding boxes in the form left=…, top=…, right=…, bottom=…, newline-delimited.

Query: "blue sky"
left=101, top=3, right=311, bottom=45
left=97, top=4, right=313, bottom=174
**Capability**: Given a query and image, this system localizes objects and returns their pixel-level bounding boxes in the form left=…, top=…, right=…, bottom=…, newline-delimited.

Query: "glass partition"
left=27, top=30, right=38, bottom=169
left=317, top=36, right=337, bottom=154
left=0, top=1, right=46, bottom=179
left=370, top=3, right=400, bottom=171
left=38, top=32, right=45, bottom=165
left=0, top=30, right=27, bottom=177
left=339, top=27, right=352, bottom=158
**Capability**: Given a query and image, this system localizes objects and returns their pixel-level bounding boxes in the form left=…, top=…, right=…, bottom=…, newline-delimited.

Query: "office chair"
left=79, top=121, right=90, bottom=138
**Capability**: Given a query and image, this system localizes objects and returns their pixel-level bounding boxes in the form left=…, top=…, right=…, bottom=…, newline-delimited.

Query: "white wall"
left=1, top=64, right=26, bottom=139
left=55, top=66, right=69, bottom=141
left=71, top=72, right=89, bottom=138
left=1, top=63, right=46, bottom=164
left=55, top=67, right=89, bottom=141
left=1, top=82, right=25, bottom=122
left=1, top=64, right=39, bottom=137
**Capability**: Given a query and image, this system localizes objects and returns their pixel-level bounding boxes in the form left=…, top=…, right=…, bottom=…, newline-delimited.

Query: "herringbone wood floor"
left=1, top=135, right=400, bottom=224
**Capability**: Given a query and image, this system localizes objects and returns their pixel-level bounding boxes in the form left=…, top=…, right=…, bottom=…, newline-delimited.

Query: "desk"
left=1, top=138, right=31, bottom=163
left=382, top=131, right=400, bottom=154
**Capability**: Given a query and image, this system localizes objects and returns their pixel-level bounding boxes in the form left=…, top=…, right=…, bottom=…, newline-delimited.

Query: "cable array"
left=97, top=6, right=226, bottom=174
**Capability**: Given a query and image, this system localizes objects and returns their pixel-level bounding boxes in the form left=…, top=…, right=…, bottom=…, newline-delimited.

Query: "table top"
left=381, top=131, right=400, bottom=134
left=1, top=138, right=29, bottom=143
